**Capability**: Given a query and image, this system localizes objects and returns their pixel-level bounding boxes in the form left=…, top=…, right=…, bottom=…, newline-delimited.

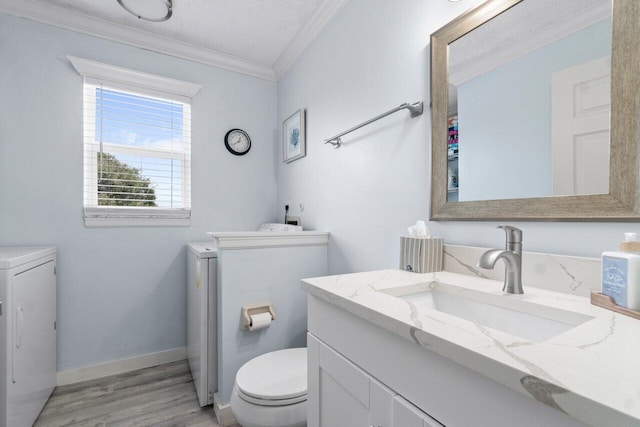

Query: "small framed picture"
left=283, top=109, right=306, bottom=163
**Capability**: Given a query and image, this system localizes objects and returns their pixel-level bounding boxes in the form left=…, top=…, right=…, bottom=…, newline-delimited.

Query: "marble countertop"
left=302, top=269, right=640, bottom=427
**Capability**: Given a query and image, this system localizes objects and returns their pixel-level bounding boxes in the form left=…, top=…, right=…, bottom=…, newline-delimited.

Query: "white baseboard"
left=214, top=393, right=238, bottom=427
left=57, top=347, right=187, bottom=386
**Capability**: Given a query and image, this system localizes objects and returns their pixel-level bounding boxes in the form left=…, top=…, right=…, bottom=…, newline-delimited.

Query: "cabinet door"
left=370, top=378, right=395, bottom=427
left=393, top=396, right=444, bottom=427
left=308, top=334, right=371, bottom=427
left=308, top=334, right=442, bottom=427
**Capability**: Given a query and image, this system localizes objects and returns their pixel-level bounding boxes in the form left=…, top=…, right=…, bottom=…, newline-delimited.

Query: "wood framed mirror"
left=430, top=0, right=640, bottom=221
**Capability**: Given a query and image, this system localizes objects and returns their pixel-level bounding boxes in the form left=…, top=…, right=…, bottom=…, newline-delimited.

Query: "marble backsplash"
left=443, top=245, right=600, bottom=297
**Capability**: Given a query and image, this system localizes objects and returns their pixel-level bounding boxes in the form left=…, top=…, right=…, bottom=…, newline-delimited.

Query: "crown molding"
left=0, top=0, right=277, bottom=81
left=68, top=55, right=202, bottom=97
left=273, top=0, right=349, bottom=80
left=449, top=2, right=611, bottom=86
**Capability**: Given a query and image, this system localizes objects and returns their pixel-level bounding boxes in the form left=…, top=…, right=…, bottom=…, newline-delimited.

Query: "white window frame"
left=69, top=56, right=201, bottom=227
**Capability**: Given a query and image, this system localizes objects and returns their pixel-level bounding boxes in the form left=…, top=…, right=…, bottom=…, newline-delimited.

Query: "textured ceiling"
left=42, top=0, right=326, bottom=66
left=449, top=0, right=611, bottom=75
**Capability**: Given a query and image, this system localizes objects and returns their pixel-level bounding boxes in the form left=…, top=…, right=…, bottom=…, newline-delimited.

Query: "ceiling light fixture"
left=117, top=0, right=173, bottom=22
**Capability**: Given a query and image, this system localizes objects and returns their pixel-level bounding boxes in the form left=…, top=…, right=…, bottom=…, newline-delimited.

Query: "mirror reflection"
left=446, top=0, right=612, bottom=202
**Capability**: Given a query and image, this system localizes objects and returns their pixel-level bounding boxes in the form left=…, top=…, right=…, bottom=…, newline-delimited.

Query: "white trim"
left=207, top=231, right=329, bottom=249
left=56, top=347, right=187, bottom=386
left=273, top=0, right=350, bottom=79
left=81, top=78, right=192, bottom=222
left=0, top=0, right=276, bottom=81
left=0, top=0, right=347, bottom=82
left=84, top=207, right=191, bottom=227
left=83, top=84, right=98, bottom=207
left=449, top=3, right=611, bottom=86
left=213, top=393, right=238, bottom=427
left=69, top=56, right=201, bottom=98
left=182, top=103, right=192, bottom=209
left=84, top=217, right=190, bottom=227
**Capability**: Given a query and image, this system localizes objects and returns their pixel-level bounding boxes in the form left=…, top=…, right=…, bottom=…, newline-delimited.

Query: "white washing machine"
left=187, top=243, right=218, bottom=407
left=0, top=247, right=57, bottom=427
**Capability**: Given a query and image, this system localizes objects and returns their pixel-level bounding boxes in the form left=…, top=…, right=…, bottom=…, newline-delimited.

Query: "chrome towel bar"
left=324, top=101, right=424, bottom=148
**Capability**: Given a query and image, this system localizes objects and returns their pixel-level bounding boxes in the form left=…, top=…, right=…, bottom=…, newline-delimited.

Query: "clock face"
left=225, top=129, right=251, bottom=156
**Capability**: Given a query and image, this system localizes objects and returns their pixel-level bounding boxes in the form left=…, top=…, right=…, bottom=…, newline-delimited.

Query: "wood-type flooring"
left=34, top=360, right=237, bottom=427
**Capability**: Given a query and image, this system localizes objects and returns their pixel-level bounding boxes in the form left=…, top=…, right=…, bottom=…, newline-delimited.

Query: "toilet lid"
left=236, top=348, right=307, bottom=401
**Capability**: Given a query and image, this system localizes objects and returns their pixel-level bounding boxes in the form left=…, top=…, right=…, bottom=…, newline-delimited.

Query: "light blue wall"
left=217, top=245, right=327, bottom=404
left=0, top=14, right=278, bottom=372
left=0, top=0, right=635, bottom=376
left=276, top=0, right=480, bottom=274
left=458, top=19, right=612, bottom=201
left=276, top=0, right=635, bottom=275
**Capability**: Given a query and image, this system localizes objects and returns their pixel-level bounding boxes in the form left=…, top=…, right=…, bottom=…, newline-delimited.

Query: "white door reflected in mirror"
left=551, top=56, right=610, bottom=196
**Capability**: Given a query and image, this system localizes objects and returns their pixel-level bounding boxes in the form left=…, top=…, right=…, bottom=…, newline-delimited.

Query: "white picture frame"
left=283, top=109, right=306, bottom=163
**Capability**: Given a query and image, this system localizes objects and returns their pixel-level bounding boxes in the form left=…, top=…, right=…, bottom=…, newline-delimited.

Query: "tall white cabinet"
left=187, top=243, right=217, bottom=407
left=0, top=247, right=57, bottom=427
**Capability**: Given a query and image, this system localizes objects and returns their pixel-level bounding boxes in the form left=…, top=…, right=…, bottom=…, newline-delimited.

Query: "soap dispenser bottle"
left=602, top=233, right=640, bottom=311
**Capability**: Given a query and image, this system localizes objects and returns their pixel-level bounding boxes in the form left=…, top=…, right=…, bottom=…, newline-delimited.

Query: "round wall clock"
left=224, top=129, right=251, bottom=156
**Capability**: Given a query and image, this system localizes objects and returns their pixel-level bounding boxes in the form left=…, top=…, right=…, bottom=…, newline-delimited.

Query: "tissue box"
left=400, top=237, right=443, bottom=273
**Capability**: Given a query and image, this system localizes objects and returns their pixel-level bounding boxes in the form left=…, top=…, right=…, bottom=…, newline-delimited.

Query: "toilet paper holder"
left=241, top=302, right=276, bottom=329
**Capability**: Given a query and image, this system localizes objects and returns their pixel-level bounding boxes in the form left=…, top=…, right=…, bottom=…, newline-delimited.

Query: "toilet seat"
left=236, top=387, right=307, bottom=407
left=231, top=348, right=308, bottom=427
left=231, top=385, right=307, bottom=427
left=235, top=347, right=307, bottom=405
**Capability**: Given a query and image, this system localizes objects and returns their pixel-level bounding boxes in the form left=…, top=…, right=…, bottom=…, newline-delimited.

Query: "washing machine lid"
left=0, top=247, right=56, bottom=269
left=236, top=348, right=307, bottom=401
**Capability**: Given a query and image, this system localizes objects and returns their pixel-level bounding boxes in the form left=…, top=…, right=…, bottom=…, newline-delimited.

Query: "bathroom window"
left=69, top=56, right=200, bottom=227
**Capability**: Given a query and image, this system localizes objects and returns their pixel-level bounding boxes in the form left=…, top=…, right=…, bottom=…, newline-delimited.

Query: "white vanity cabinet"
left=306, top=294, right=590, bottom=427
left=308, top=333, right=442, bottom=427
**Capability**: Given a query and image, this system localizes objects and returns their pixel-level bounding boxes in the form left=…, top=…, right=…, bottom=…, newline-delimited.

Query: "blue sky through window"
left=95, top=88, right=187, bottom=208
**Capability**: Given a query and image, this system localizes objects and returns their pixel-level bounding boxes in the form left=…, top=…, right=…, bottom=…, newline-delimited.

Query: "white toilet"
left=230, top=348, right=307, bottom=427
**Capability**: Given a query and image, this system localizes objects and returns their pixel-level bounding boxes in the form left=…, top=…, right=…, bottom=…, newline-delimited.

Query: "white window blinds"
left=83, top=81, right=191, bottom=212
left=69, top=56, right=200, bottom=227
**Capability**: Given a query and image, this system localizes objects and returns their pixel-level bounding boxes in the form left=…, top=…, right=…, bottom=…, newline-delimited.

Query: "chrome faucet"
left=477, top=225, right=523, bottom=294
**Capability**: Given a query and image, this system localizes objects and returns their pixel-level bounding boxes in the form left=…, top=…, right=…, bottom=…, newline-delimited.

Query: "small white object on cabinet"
left=0, top=247, right=57, bottom=427
left=601, top=232, right=640, bottom=310
left=187, top=243, right=217, bottom=407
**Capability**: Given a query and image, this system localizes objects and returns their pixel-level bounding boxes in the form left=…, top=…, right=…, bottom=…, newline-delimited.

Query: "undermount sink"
left=380, top=282, right=594, bottom=342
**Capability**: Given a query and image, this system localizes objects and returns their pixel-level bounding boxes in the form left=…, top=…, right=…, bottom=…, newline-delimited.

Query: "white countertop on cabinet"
left=302, top=269, right=640, bottom=427
left=207, top=231, right=329, bottom=249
